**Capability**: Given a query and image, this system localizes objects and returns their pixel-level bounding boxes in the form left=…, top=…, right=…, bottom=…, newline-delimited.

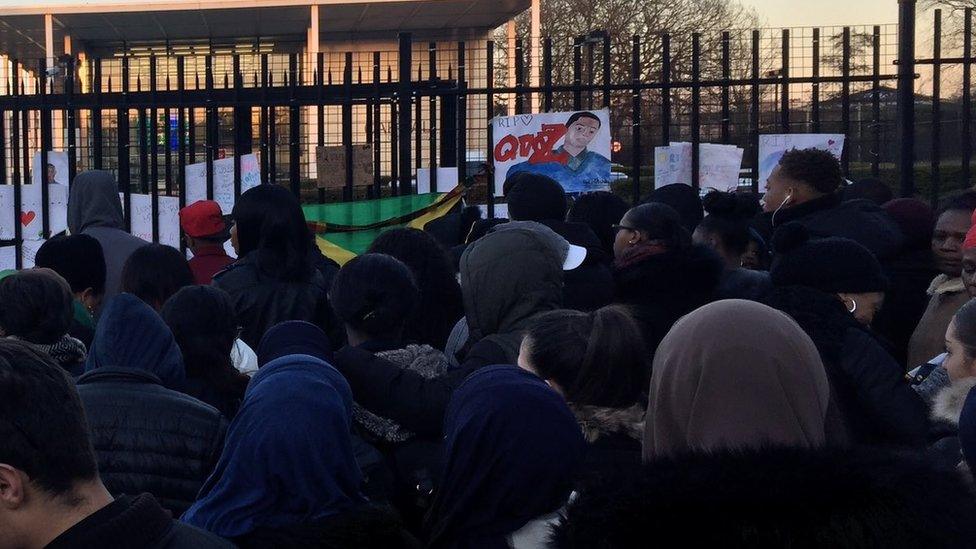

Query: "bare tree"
left=491, top=0, right=765, bottom=150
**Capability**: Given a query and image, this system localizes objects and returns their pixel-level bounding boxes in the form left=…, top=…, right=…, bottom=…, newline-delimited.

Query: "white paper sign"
left=699, top=144, right=745, bottom=192
left=0, top=246, right=15, bottom=270
left=185, top=153, right=261, bottom=214
left=654, top=143, right=692, bottom=188
left=0, top=185, right=69, bottom=241
left=417, top=168, right=459, bottom=195
left=123, top=193, right=180, bottom=248
left=491, top=109, right=612, bottom=196
left=21, top=239, right=45, bottom=269
left=654, top=143, right=744, bottom=192
left=31, top=151, right=69, bottom=187
left=477, top=203, right=510, bottom=220
left=758, top=134, right=845, bottom=193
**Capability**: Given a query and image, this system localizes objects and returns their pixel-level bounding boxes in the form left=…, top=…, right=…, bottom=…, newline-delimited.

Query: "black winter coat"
left=757, top=194, right=905, bottom=260
left=45, top=494, right=234, bottom=549
left=612, top=244, right=724, bottom=360
left=764, top=285, right=929, bottom=448
left=213, top=253, right=339, bottom=349
left=76, top=367, right=227, bottom=516
left=552, top=446, right=976, bottom=548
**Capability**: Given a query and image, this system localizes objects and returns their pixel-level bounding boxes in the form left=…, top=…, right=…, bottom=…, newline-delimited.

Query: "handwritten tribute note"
left=185, top=153, right=262, bottom=214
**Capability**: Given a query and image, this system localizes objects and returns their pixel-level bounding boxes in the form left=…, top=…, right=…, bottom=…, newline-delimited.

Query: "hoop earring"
left=847, top=299, right=858, bottom=314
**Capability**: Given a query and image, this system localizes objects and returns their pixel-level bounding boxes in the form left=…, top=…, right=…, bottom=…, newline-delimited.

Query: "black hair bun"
left=702, top=191, right=740, bottom=217
left=771, top=222, right=810, bottom=254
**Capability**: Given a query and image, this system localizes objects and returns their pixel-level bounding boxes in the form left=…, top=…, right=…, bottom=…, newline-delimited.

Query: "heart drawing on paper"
left=827, top=140, right=836, bottom=146
left=518, top=114, right=534, bottom=126
left=20, top=211, right=36, bottom=227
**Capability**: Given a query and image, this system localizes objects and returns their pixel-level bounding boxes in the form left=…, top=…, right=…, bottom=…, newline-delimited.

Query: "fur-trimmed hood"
left=552, top=446, right=976, bottom=548
left=932, top=377, right=976, bottom=427
left=571, top=403, right=645, bottom=444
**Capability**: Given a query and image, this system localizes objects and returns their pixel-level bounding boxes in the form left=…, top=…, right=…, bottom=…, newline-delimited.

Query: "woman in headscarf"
left=182, top=352, right=416, bottom=548
left=764, top=223, right=929, bottom=448
left=645, top=300, right=830, bottom=459
left=256, top=320, right=334, bottom=367
left=74, top=293, right=226, bottom=516
left=425, top=366, right=585, bottom=549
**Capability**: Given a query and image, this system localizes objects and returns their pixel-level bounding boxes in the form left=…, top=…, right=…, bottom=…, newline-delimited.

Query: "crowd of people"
left=5, top=147, right=976, bottom=548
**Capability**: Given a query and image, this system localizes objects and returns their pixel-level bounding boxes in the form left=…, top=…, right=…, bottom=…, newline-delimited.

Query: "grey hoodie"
left=67, top=171, right=148, bottom=305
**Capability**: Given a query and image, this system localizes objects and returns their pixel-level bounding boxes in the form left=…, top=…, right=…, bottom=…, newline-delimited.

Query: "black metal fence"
left=0, top=5, right=971, bottom=261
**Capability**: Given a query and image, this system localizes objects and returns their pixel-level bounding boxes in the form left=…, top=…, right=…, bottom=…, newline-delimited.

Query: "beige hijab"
left=644, top=299, right=830, bottom=460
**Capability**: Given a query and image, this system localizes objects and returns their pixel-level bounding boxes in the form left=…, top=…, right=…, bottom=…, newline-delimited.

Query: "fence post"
left=897, top=0, right=917, bottom=197
left=931, top=13, right=941, bottom=205
left=289, top=53, right=300, bottom=197
left=398, top=33, right=413, bottom=196
left=631, top=35, right=641, bottom=205
left=963, top=8, right=972, bottom=188
left=691, top=33, right=701, bottom=191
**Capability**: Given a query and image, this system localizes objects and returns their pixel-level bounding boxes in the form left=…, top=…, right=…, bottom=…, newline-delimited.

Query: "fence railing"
left=0, top=7, right=971, bottom=262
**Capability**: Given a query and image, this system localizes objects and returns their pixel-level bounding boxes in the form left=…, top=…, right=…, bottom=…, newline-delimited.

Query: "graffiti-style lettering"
left=493, top=135, right=519, bottom=162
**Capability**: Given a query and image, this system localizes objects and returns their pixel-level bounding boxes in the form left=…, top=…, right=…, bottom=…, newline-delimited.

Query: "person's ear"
left=0, top=464, right=27, bottom=510
left=78, top=288, right=100, bottom=313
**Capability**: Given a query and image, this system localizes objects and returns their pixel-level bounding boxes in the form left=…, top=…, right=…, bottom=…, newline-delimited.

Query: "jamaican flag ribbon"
left=303, top=186, right=463, bottom=265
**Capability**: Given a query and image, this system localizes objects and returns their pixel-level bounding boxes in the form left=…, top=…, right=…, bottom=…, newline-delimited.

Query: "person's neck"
left=28, top=480, right=114, bottom=549
left=562, top=143, right=585, bottom=157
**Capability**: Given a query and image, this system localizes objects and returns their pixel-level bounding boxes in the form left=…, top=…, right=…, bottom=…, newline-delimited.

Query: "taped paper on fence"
left=31, top=151, right=70, bottom=187
left=185, top=153, right=261, bottom=214
left=758, top=134, right=845, bottom=193
left=654, top=143, right=744, bottom=192
left=0, top=184, right=69, bottom=241
left=417, top=168, right=459, bottom=195
left=316, top=145, right=374, bottom=189
left=492, top=109, right=612, bottom=196
left=122, top=193, right=181, bottom=248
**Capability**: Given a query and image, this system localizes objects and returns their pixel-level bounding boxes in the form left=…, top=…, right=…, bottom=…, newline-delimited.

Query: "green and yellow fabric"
left=304, top=186, right=463, bottom=265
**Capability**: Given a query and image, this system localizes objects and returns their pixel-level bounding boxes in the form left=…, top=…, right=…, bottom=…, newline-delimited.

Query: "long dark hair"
left=368, top=228, right=464, bottom=348
left=522, top=305, right=647, bottom=408
left=232, top=184, right=311, bottom=282
left=161, top=286, right=249, bottom=412
left=624, top=202, right=692, bottom=249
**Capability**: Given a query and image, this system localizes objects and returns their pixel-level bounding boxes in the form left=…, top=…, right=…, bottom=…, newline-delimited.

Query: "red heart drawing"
left=827, top=140, right=835, bottom=146
left=20, top=211, right=35, bottom=226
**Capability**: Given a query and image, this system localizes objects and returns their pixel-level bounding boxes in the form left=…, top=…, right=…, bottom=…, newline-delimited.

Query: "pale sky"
left=739, top=0, right=899, bottom=27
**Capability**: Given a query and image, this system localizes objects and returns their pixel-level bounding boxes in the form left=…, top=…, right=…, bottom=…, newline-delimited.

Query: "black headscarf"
left=425, top=366, right=584, bottom=549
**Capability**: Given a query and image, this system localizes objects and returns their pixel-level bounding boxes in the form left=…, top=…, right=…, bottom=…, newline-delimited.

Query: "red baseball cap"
left=180, top=200, right=228, bottom=239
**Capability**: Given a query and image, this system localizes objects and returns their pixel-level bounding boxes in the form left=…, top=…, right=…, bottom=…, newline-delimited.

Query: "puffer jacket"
left=214, top=253, right=339, bottom=349
left=78, top=294, right=226, bottom=516
left=765, top=285, right=929, bottom=448
left=76, top=367, right=226, bottom=516
left=757, top=194, right=904, bottom=261
left=331, top=226, right=564, bottom=436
